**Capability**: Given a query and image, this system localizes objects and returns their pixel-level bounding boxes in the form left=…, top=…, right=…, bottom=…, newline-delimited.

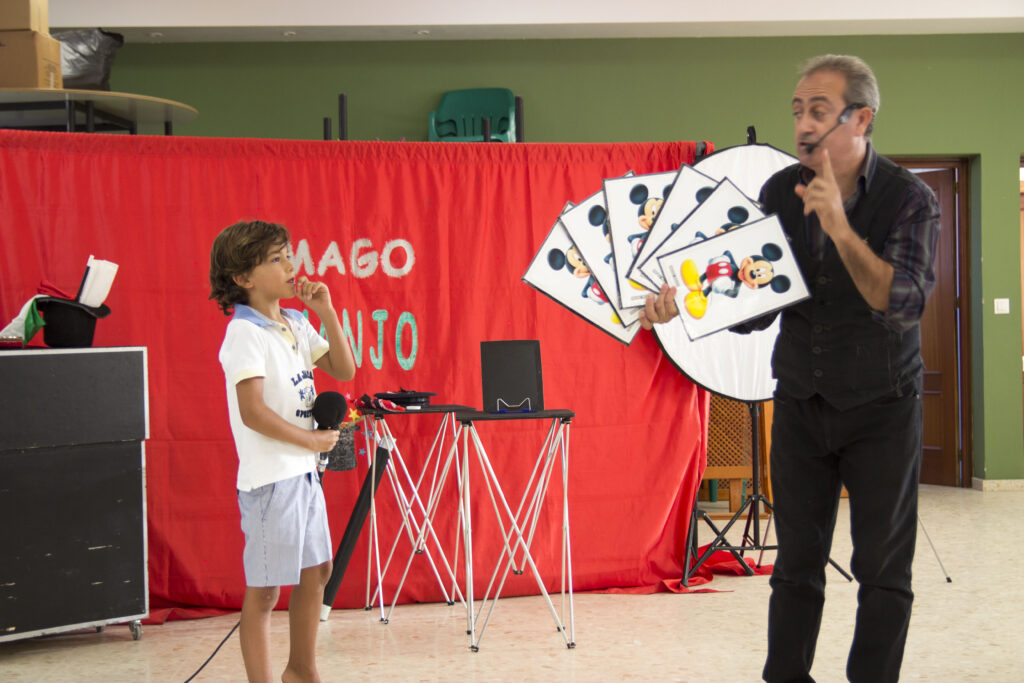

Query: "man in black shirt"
left=641, top=54, right=940, bottom=683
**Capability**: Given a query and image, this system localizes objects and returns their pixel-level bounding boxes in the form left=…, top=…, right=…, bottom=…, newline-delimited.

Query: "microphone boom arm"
left=804, top=103, right=862, bottom=153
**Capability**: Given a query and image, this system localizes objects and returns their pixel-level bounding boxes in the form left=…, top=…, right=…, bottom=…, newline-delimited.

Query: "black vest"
left=761, top=155, right=922, bottom=410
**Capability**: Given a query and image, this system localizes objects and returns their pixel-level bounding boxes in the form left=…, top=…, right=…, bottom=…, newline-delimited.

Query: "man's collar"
left=798, top=142, right=877, bottom=193
left=860, top=143, right=878, bottom=193
left=232, top=303, right=302, bottom=327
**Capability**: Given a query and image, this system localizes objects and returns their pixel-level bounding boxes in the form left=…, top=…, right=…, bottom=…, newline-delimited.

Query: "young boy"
left=209, top=219, right=356, bottom=683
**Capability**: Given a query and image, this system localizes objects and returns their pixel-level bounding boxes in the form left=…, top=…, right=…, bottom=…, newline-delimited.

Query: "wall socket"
left=993, top=298, right=1010, bottom=314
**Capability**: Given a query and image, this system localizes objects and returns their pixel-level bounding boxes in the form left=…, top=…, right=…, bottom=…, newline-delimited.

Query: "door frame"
left=892, top=156, right=972, bottom=487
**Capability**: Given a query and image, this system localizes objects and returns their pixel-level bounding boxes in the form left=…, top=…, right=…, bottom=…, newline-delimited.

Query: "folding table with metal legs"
left=449, top=409, right=576, bottom=651
left=359, top=405, right=473, bottom=623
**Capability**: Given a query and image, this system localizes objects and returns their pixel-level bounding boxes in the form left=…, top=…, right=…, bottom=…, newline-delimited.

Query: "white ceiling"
left=49, top=0, right=1024, bottom=43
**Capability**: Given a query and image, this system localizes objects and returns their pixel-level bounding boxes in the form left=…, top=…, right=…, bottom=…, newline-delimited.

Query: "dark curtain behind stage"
left=0, top=130, right=710, bottom=616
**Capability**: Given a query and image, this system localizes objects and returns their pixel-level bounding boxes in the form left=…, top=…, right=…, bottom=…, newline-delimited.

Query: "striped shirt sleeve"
left=873, top=179, right=941, bottom=332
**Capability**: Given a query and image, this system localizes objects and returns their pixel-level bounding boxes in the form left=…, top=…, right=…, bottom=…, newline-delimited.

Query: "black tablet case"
left=480, top=340, right=544, bottom=413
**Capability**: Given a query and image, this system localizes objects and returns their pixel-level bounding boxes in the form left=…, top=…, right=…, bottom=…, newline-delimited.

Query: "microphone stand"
left=321, top=444, right=390, bottom=620
left=682, top=401, right=853, bottom=586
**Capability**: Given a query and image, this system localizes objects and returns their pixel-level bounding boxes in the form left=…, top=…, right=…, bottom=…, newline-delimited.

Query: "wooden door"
left=915, top=169, right=960, bottom=485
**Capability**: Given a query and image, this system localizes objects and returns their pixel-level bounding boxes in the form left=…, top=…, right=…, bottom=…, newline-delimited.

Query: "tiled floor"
left=2, top=484, right=1022, bottom=682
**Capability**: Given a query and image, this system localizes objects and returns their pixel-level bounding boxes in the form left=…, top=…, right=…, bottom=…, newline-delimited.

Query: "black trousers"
left=763, top=383, right=922, bottom=683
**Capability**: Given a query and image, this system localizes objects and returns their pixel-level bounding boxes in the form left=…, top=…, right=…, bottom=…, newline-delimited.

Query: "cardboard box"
left=0, top=0, right=48, bottom=32
left=0, top=31, right=62, bottom=88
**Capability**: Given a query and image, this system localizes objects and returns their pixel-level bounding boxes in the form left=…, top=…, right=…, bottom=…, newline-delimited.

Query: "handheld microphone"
left=804, top=103, right=861, bottom=154
left=312, top=391, right=348, bottom=473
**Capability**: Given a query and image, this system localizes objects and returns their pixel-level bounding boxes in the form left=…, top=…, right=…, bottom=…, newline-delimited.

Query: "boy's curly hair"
left=209, top=220, right=290, bottom=315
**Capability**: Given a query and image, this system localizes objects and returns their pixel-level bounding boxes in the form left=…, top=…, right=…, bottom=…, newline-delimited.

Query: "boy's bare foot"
left=282, top=665, right=320, bottom=683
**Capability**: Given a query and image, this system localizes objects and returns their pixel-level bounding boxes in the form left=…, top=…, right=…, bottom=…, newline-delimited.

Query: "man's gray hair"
left=799, top=54, right=880, bottom=137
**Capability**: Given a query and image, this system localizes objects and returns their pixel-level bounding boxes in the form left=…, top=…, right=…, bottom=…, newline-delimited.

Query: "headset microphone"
left=804, top=103, right=861, bottom=154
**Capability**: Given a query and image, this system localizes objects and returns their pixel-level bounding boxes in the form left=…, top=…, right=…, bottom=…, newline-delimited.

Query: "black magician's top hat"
left=36, top=297, right=111, bottom=348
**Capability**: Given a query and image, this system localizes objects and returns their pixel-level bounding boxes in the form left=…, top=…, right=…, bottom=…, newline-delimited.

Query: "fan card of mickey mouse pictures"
left=602, top=170, right=678, bottom=306
left=522, top=203, right=642, bottom=345
left=638, top=177, right=764, bottom=290
left=629, top=165, right=718, bottom=293
left=558, top=184, right=642, bottom=329
left=656, top=214, right=809, bottom=341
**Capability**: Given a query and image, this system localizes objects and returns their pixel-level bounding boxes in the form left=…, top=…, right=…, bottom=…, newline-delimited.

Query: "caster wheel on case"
left=129, top=621, right=142, bottom=640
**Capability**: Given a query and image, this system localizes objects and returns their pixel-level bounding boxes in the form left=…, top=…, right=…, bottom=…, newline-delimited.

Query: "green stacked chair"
left=428, top=88, right=518, bottom=142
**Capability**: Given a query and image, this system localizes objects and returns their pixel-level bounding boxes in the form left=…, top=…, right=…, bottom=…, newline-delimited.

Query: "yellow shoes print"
left=681, top=260, right=708, bottom=319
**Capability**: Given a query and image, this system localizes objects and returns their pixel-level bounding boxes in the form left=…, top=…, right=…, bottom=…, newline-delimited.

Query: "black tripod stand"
left=682, top=400, right=853, bottom=587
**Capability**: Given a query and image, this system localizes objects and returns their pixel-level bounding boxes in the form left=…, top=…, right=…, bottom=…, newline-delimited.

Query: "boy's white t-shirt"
left=219, top=304, right=330, bottom=491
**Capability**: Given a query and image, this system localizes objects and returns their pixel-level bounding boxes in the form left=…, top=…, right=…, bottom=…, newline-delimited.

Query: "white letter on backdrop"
left=317, top=241, right=346, bottom=276
left=381, top=239, right=415, bottom=278
left=292, top=239, right=314, bottom=276
left=351, top=239, right=379, bottom=278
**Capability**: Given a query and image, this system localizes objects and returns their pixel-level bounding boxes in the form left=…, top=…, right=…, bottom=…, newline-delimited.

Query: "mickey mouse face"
left=565, top=246, right=589, bottom=277
left=630, top=184, right=666, bottom=229
left=546, top=246, right=590, bottom=278
left=738, top=243, right=791, bottom=291
left=638, top=198, right=663, bottom=229
left=741, top=258, right=776, bottom=287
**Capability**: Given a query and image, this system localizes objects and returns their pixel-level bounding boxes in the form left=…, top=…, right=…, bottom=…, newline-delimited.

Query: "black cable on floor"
left=184, top=619, right=240, bottom=682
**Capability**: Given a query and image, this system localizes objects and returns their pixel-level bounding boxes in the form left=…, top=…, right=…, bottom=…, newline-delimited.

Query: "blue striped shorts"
left=237, top=471, right=332, bottom=587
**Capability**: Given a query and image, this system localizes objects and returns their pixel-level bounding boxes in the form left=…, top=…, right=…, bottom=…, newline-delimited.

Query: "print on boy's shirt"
left=294, top=382, right=316, bottom=419
left=291, top=369, right=314, bottom=386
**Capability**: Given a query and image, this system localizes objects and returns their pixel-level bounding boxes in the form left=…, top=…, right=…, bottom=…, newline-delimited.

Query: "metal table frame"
left=357, top=405, right=473, bottom=623
left=449, top=409, right=576, bottom=651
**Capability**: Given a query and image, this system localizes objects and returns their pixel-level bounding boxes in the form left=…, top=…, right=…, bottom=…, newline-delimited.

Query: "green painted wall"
left=111, top=33, right=1024, bottom=480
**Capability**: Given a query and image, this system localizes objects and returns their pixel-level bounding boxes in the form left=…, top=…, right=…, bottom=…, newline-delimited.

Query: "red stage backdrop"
left=0, top=131, right=710, bottom=617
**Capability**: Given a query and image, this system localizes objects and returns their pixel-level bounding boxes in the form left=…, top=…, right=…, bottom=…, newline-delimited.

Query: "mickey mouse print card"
left=602, top=170, right=678, bottom=306
left=639, top=178, right=764, bottom=290
left=559, top=181, right=642, bottom=329
left=522, top=203, right=642, bottom=345
left=657, top=215, right=809, bottom=340
left=629, top=165, right=718, bottom=293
